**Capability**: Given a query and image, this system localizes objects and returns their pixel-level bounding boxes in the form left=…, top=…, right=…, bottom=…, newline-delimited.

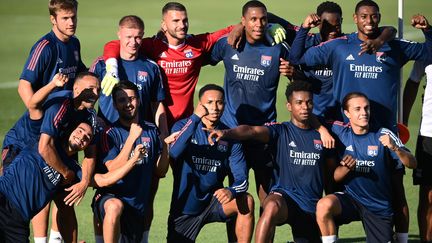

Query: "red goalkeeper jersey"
left=103, top=26, right=233, bottom=127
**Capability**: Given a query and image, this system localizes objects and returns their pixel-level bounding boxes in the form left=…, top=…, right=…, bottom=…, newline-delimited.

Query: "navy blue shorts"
left=270, top=190, right=321, bottom=242
left=334, top=192, right=394, bottom=243
left=413, top=135, right=432, bottom=185
left=0, top=193, right=30, bottom=243
left=92, top=192, right=147, bottom=243
left=1, top=145, right=21, bottom=172
left=167, top=196, right=229, bottom=243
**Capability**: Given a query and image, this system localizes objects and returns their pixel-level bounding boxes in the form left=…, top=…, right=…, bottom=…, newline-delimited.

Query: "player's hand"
left=61, top=169, right=76, bottom=186
left=340, top=154, right=356, bottom=171
left=129, top=123, right=143, bottom=140
left=101, top=60, right=119, bottom=96
left=194, top=103, right=209, bottom=118
left=227, top=24, right=244, bottom=49
left=379, top=134, right=399, bottom=152
left=359, top=39, right=383, bottom=55
left=411, top=14, right=431, bottom=30
left=265, top=23, right=286, bottom=46
left=164, top=131, right=181, bottom=145
left=279, top=58, right=295, bottom=78
left=302, top=13, right=321, bottom=29
left=214, top=188, right=233, bottom=205
left=51, top=73, right=69, bottom=88
left=318, top=126, right=335, bottom=149
left=131, top=144, right=147, bottom=162
left=206, top=129, right=226, bottom=145
left=64, top=180, right=88, bottom=206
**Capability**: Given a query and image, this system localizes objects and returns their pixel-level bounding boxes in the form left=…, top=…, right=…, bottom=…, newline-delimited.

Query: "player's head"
left=49, top=0, right=78, bottom=40
left=316, top=1, right=343, bottom=41
left=354, top=0, right=380, bottom=39
left=118, top=15, right=145, bottom=58
left=73, top=72, right=100, bottom=110
left=161, top=2, right=188, bottom=44
left=67, top=121, right=93, bottom=152
left=285, top=80, right=313, bottom=123
left=342, top=92, right=370, bottom=129
left=112, top=81, right=140, bottom=122
left=242, top=1, right=267, bottom=44
left=198, top=84, right=225, bottom=124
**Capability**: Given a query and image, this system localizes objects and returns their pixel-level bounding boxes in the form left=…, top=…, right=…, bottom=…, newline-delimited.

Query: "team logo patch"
left=217, top=140, right=228, bottom=152
left=376, top=52, right=387, bottom=63
left=140, top=136, right=151, bottom=158
left=137, top=71, right=148, bottom=82
left=184, top=49, right=194, bottom=58
left=74, top=51, right=79, bottom=62
left=260, top=55, right=272, bottom=67
left=367, top=145, right=378, bottom=157
left=314, top=140, right=323, bottom=150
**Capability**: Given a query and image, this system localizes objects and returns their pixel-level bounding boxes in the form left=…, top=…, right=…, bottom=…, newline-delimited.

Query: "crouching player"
left=208, top=81, right=336, bottom=243
left=166, top=84, right=254, bottom=243
left=316, top=92, right=417, bottom=243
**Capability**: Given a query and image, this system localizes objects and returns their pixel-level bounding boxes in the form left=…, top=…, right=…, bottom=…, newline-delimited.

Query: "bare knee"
left=316, top=196, right=337, bottom=219
left=104, top=199, right=124, bottom=218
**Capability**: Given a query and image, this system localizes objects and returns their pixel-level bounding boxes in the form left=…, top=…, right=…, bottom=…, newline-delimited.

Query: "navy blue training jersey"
left=210, top=37, right=289, bottom=127
left=267, top=121, right=328, bottom=213
left=331, top=121, right=404, bottom=217
left=0, top=142, right=81, bottom=221
left=20, top=31, right=87, bottom=91
left=291, top=27, right=432, bottom=132
left=169, top=114, right=248, bottom=215
left=90, top=55, right=165, bottom=124
left=98, top=121, right=162, bottom=216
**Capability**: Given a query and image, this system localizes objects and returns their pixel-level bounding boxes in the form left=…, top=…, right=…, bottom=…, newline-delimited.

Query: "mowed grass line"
left=0, top=0, right=431, bottom=242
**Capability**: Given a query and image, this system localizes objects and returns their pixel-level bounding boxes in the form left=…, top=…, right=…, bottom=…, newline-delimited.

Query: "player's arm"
left=151, top=101, right=169, bottom=139
left=154, top=136, right=169, bottom=178
left=379, top=132, right=417, bottom=169
left=18, top=80, right=35, bottom=109
left=323, top=156, right=338, bottom=194
left=207, top=125, right=270, bottom=146
left=334, top=154, right=356, bottom=182
left=308, top=115, right=335, bottom=149
left=288, top=14, right=321, bottom=66
left=359, top=26, right=397, bottom=55
left=168, top=113, right=203, bottom=160
left=402, top=60, right=425, bottom=125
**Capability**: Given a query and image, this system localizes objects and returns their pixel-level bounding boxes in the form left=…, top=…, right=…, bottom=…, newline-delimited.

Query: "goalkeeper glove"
left=101, top=58, right=119, bottom=96
left=265, top=23, right=287, bottom=46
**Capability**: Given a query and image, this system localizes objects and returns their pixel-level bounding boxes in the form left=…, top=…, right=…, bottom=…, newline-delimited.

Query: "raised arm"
left=359, top=26, right=397, bottom=55
left=207, top=125, right=270, bottom=146
left=288, top=14, right=321, bottom=65
left=379, top=133, right=417, bottom=169
left=334, top=154, right=356, bottom=183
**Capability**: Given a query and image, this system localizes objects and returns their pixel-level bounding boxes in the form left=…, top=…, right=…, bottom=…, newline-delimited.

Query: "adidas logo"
left=160, top=52, right=167, bottom=58
left=346, top=145, right=354, bottom=151
left=289, top=141, right=297, bottom=147
left=57, top=58, right=63, bottom=64
left=345, top=54, right=355, bottom=61
left=231, top=54, right=239, bottom=60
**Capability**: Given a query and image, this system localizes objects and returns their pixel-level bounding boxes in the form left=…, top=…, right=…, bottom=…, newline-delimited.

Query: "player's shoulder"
left=43, top=91, right=73, bottom=109
left=317, top=35, right=348, bottom=47
left=30, top=32, right=57, bottom=53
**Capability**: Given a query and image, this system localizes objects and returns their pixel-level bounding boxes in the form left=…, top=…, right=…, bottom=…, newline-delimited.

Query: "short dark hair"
left=198, top=84, right=225, bottom=100
left=242, top=0, right=266, bottom=16
left=119, top=15, right=144, bottom=30
left=342, top=92, right=369, bottom=111
left=317, top=1, right=342, bottom=17
left=162, top=2, right=187, bottom=15
left=49, top=0, right=78, bottom=17
left=355, top=0, right=379, bottom=13
left=285, top=80, right=312, bottom=101
left=74, top=71, right=99, bottom=87
left=112, top=81, right=139, bottom=104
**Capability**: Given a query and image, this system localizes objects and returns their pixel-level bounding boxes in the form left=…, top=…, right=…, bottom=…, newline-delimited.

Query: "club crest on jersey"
left=137, top=71, right=148, bottom=82
left=217, top=140, right=228, bottom=152
left=376, top=52, right=387, bottom=63
left=74, top=51, right=79, bottom=62
left=367, top=145, right=378, bottom=157
left=184, top=49, right=194, bottom=58
left=141, top=136, right=151, bottom=158
left=260, top=55, right=272, bottom=67
left=314, top=140, right=323, bottom=150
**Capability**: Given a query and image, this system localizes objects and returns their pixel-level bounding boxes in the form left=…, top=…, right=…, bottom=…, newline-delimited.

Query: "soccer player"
left=208, top=81, right=335, bottom=242
left=92, top=81, right=169, bottom=243
left=0, top=121, right=93, bottom=243
left=166, top=84, right=253, bottom=243
left=316, top=92, right=416, bottom=243
left=90, top=15, right=167, bottom=135
left=402, top=60, right=432, bottom=243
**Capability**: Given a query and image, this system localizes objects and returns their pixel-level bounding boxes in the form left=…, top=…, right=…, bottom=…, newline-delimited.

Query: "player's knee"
left=104, top=198, right=124, bottom=217
left=316, top=197, right=334, bottom=219
left=262, top=199, right=282, bottom=218
left=237, top=193, right=254, bottom=216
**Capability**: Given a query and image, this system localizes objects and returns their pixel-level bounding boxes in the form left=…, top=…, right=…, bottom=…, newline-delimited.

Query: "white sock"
left=48, top=229, right=62, bottom=243
left=95, top=235, right=104, bottom=243
left=321, top=235, right=337, bottom=243
left=396, top=232, right=408, bottom=243
left=142, top=231, right=149, bottom=243
left=34, top=237, right=47, bottom=243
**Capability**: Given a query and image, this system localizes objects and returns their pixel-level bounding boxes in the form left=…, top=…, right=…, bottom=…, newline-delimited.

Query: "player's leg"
left=93, top=213, right=104, bottom=243
left=0, top=193, right=31, bottom=243
left=360, top=205, right=394, bottom=243
left=32, top=202, right=50, bottom=243
left=48, top=204, right=63, bottom=243
left=392, top=170, right=409, bottom=243
left=102, top=197, right=123, bottom=243
left=142, top=175, right=160, bottom=242
left=315, top=194, right=343, bottom=243
left=254, top=192, right=288, bottom=243
left=53, top=191, right=77, bottom=243
left=418, top=185, right=432, bottom=242
left=221, top=193, right=254, bottom=243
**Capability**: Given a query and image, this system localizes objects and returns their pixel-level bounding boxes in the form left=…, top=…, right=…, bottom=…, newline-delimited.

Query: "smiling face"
left=114, top=88, right=139, bottom=121
left=344, top=96, right=370, bottom=130
left=242, top=6, right=267, bottom=44
left=50, top=8, right=77, bottom=42
left=68, top=122, right=93, bottom=152
left=73, top=74, right=100, bottom=110
left=161, top=10, right=189, bottom=45
left=354, top=5, right=380, bottom=40
left=118, top=26, right=143, bottom=59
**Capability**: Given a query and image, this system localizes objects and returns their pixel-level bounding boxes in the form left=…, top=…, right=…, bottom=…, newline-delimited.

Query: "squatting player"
left=166, top=84, right=254, bottom=243
left=316, top=92, right=416, bottom=243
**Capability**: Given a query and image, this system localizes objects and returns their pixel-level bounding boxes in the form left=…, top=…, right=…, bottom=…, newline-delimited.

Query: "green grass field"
left=1, top=0, right=432, bottom=242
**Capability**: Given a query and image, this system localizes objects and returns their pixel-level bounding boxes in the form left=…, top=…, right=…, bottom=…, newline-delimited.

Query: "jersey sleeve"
left=266, top=123, right=283, bottom=144
left=200, top=25, right=235, bottom=53
left=103, top=129, right=121, bottom=164
left=150, top=62, right=165, bottom=102
left=169, top=115, right=201, bottom=159
left=409, top=60, right=426, bottom=82
left=379, top=128, right=408, bottom=165
left=227, top=142, right=248, bottom=197
left=209, top=38, right=226, bottom=65
left=89, top=56, right=106, bottom=79
left=329, top=120, right=350, bottom=138
left=40, top=99, right=70, bottom=138
left=102, top=40, right=121, bottom=61
left=20, top=40, right=53, bottom=88
left=288, top=26, right=309, bottom=65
